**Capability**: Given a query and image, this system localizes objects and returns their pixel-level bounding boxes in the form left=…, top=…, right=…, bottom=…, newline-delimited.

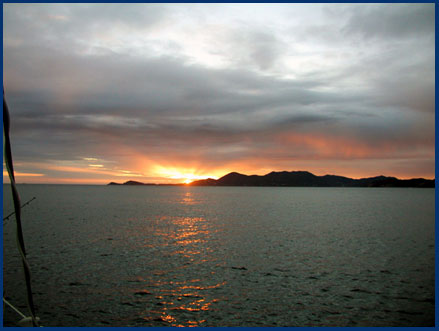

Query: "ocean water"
left=3, top=184, right=435, bottom=326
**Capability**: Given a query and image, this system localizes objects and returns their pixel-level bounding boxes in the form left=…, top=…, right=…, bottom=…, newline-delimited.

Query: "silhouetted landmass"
left=108, top=180, right=145, bottom=185
left=107, top=171, right=434, bottom=187
left=107, top=180, right=181, bottom=186
left=125, top=180, right=156, bottom=185
left=190, top=171, right=435, bottom=188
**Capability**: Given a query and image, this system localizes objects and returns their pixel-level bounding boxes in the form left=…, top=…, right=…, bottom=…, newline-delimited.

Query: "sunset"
left=3, top=3, right=434, bottom=184
left=3, top=3, right=435, bottom=327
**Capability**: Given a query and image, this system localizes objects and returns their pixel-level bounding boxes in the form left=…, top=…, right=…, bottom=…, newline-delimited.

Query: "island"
left=108, top=171, right=435, bottom=188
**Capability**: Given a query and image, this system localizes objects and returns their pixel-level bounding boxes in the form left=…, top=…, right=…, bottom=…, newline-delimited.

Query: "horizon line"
left=4, top=169, right=435, bottom=186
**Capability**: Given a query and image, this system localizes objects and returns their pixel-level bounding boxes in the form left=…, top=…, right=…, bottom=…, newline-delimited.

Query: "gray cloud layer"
left=3, top=3, right=435, bottom=181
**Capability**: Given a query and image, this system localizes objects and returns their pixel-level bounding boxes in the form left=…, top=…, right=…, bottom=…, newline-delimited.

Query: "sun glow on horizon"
left=153, top=166, right=219, bottom=184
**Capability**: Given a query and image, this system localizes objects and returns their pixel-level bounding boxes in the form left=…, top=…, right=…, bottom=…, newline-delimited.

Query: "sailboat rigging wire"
left=4, top=197, right=36, bottom=221
left=3, top=89, right=39, bottom=327
left=3, top=298, right=27, bottom=319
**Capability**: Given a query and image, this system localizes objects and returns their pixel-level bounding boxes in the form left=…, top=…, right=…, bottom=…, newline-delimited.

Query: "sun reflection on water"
left=180, top=191, right=196, bottom=205
left=132, top=213, right=225, bottom=327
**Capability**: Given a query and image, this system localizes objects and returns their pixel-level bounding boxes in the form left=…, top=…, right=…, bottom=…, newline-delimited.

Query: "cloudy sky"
left=3, top=3, right=435, bottom=184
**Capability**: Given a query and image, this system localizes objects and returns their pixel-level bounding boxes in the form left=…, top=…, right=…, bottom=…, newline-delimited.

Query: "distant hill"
left=107, top=171, right=434, bottom=187
left=107, top=180, right=180, bottom=186
left=189, top=171, right=435, bottom=188
left=108, top=180, right=157, bottom=186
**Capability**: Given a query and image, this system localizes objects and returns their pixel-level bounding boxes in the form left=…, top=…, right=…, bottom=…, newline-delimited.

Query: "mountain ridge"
left=189, top=171, right=434, bottom=188
left=108, top=171, right=435, bottom=188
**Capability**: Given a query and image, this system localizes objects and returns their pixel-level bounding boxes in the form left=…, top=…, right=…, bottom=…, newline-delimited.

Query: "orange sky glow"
left=3, top=151, right=434, bottom=185
left=3, top=4, right=434, bottom=185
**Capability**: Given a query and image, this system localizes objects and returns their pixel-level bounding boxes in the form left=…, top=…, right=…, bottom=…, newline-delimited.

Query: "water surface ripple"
left=3, top=185, right=434, bottom=326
